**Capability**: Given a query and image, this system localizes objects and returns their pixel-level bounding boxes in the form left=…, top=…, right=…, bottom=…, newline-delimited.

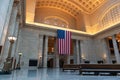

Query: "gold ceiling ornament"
left=36, top=0, right=106, bottom=15
left=36, top=0, right=81, bottom=17
left=71, top=0, right=106, bottom=13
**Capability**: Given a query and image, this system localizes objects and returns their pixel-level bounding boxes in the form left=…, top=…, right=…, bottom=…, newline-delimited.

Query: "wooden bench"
left=63, top=64, right=80, bottom=71
left=79, top=64, right=120, bottom=75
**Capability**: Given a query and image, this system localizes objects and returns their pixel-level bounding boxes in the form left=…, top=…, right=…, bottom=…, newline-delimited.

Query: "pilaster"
left=76, top=40, right=80, bottom=64
left=112, top=35, right=120, bottom=63
left=38, top=35, right=43, bottom=68
left=54, top=39, right=59, bottom=68
left=102, top=39, right=111, bottom=63
left=43, top=35, right=48, bottom=68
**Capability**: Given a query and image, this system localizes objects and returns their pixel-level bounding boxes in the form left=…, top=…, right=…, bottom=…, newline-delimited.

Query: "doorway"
left=59, top=58, right=64, bottom=68
left=47, top=58, right=54, bottom=68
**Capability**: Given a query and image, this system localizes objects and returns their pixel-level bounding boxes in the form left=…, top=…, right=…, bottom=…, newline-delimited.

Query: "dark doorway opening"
left=0, top=45, right=2, bottom=55
left=59, top=58, right=64, bottom=68
left=70, top=59, right=74, bottom=64
left=29, top=59, right=38, bottom=66
left=47, top=58, right=54, bottom=68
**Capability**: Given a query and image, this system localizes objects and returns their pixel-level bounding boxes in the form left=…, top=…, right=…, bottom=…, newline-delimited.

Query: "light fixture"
left=117, top=40, right=120, bottom=42
left=16, top=52, right=23, bottom=69
left=8, top=36, right=17, bottom=43
left=18, top=52, right=22, bottom=56
left=39, top=56, right=42, bottom=58
left=81, top=55, right=85, bottom=60
left=103, top=54, right=106, bottom=60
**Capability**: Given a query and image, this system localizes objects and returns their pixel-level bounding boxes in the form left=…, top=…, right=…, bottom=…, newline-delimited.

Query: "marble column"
left=80, top=40, right=85, bottom=63
left=0, top=0, right=13, bottom=44
left=12, top=15, right=20, bottom=56
left=55, top=54, right=59, bottom=68
left=76, top=40, right=80, bottom=64
left=102, top=39, right=111, bottom=63
left=54, top=39, right=59, bottom=68
left=112, top=35, right=120, bottom=63
left=73, top=40, right=77, bottom=64
left=38, top=35, right=43, bottom=68
left=67, top=55, right=70, bottom=64
left=43, top=36, right=48, bottom=68
left=1, top=5, right=18, bottom=62
left=11, top=18, right=20, bottom=70
left=79, top=40, right=82, bottom=63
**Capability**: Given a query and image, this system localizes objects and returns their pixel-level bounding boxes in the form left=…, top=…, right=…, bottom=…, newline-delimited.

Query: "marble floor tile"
left=0, top=68, right=120, bottom=80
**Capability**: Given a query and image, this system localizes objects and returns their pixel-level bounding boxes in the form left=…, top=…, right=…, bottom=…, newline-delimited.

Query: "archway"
left=47, top=58, right=54, bottom=68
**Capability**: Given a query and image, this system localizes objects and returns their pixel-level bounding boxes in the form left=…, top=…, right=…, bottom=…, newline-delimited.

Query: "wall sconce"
left=16, top=52, right=23, bottom=69
left=103, top=54, right=107, bottom=59
left=18, top=52, right=22, bottom=56
left=81, top=55, right=85, bottom=60
left=38, top=55, right=42, bottom=68
left=52, top=47, right=54, bottom=52
left=7, top=36, right=17, bottom=58
left=8, top=36, right=17, bottom=43
left=39, top=56, right=42, bottom=58
left=117, top=40, right=120, bottom=42
left=103, top=54, right=107, bottom=62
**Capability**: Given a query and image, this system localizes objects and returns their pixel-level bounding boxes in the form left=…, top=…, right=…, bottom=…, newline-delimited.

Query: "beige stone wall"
left=26, top=0, right=36, bottom=22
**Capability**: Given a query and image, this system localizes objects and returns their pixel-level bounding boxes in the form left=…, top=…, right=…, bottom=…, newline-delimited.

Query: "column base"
left=2, top=58, right=13, bottom=73
left=16, top=63, right=21, bottom=70
left=16, top=67, right=20, bottom=70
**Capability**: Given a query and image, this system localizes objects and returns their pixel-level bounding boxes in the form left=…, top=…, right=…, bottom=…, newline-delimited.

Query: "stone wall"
left=17, top=25, right=102, bottom=68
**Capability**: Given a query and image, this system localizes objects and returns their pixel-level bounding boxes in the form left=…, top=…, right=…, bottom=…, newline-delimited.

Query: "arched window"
left=99, top=4, right=120, bottom=29
left=43, top=16, right=69, bottom=28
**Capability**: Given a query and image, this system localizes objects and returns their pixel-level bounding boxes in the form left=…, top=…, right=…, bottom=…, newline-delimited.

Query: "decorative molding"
left=24, top=23, right=91, bottom=40
left=14, top=0, right=20, bottom=7
left=93, top=23, right=120, bottom=39
left=14, top=0, right=20, bottom=4
left=36, top=0, right=106, bottom=14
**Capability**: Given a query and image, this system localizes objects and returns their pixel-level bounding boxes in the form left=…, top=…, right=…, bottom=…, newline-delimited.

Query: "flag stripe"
left=69, top=32, right=71, bottom=54
left=66, top=31, right=68, bottom=54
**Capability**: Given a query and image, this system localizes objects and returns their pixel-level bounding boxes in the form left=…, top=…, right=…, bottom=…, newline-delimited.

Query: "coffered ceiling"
left=36, top=0, right=106, bottom=17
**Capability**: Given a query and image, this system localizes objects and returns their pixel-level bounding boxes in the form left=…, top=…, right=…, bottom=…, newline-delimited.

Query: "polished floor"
left=0, top=68, right=120, bottom=80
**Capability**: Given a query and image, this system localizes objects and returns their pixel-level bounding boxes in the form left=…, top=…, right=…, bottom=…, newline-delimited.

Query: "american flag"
left=57, top=30, right=71, bottom=55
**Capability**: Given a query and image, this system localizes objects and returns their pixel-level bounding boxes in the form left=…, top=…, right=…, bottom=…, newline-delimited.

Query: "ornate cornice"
left=25, top=22, right=120, bottom=40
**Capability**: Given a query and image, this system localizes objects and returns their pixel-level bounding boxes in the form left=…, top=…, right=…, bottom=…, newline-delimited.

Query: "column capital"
left=39, top=34, right=44, bottom=38
left=14, top=0, right=20, bottom=4
left=13, top=0, right=20, bottom=7
left=111, top=34, right=117, bottom=37
left=45, top=35, right=49, bottom=37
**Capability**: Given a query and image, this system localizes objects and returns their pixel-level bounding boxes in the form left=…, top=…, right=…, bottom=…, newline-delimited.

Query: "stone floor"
left=0, top=68, right=120, bottom=80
